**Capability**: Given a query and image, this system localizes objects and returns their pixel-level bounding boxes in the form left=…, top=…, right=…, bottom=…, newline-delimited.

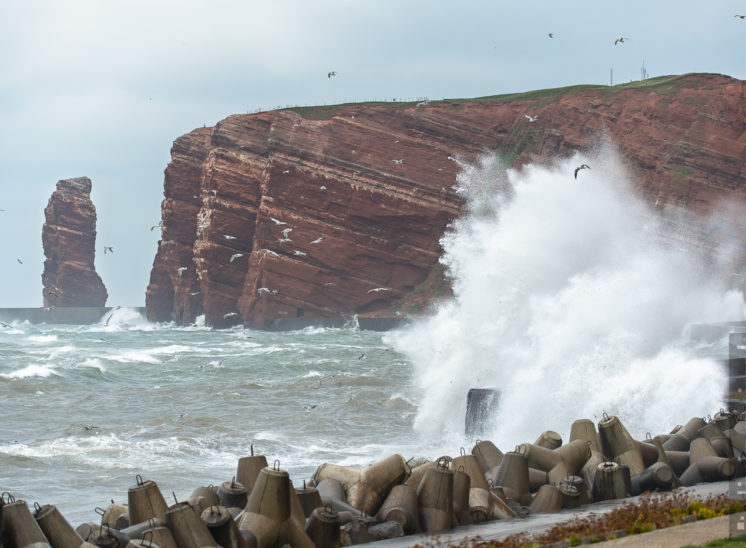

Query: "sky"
left=0, top=0, right=744, bottom=307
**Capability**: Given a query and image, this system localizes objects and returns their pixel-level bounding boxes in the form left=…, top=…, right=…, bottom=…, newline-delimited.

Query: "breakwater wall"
left=0, top=307, right=409, bottom=331
left=0, top=307, right=143, bottom=325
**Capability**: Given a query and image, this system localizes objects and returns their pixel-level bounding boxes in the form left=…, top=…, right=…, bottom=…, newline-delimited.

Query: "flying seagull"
left=270, top=217, right=287, bottom=225
left=281, top=227, right=292, bottom=238
left=17, top=258, right=22, bottom=264
left=150, top=221, right=162, bottom=231
left=223, top=235, right=237, bottom=240
left=328, top=71, right=337, bottom=78
left=45, top=288, right=60, bottom=298
left=392, top=159, right=403, bottom=164
left=177, top=266, right=188, bottom=276
left=257, top=287, right=271, bottom=294
left=524, top=114, right=539, bottom=122
left=547, top=33, right=553, bottom=38
left=367, top=287, right=390, bottom=293
left=229, top=253, right=244, bottom=263
left=309, top=236, right=324, bottom=245
left=319, top=186, right=327, bottom=190
left=104, top=246, right=113, bottom=254
left=293, top=250, right=307, bottom=256
left=735, top=14, right=745, bottom=19
left=574, top=164, right=591, bottom=179
left=614, top=37, right=628, bottom=45
left=282, top=169, right=290, bottom=174
left=223, top=312, right=238, bottom=319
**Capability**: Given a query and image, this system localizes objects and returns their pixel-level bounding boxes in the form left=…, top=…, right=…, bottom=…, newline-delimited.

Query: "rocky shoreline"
left=2, top=410, right=745, bottom=548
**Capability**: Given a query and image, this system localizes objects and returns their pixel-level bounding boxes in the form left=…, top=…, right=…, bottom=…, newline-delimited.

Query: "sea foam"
left=388, top=148, right=744, bottom=450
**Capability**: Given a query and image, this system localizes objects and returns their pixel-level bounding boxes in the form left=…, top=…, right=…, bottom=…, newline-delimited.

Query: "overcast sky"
left=1, top=0, right=744, bottom=307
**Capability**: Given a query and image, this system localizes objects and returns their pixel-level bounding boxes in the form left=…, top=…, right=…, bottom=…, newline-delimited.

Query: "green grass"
left=683, top=534, right=746, bottom=547
left=287, top=72, right=731, bottom=121
left=669, top=163, right=695, bottom=178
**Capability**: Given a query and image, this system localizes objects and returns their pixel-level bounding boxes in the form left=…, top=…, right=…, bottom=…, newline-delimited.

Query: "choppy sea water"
left=0, top=309, right=424, bottom=525
left=3, top=148, right=744, bottom=527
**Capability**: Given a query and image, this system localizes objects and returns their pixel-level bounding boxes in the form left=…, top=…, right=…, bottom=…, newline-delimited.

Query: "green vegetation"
left=288, top=73, right=730, bottom=121
left=670, top=163, right=695, bottom=178
left=684, top=535, right=746, bottom=547
left=456, top=491, right=744, bottom=547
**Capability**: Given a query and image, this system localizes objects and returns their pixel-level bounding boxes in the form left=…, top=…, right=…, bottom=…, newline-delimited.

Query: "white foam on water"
left=388, top=147, right=744, bottom=450
left=107, top=350, right=163, bottom=364
left=2, top=363, right=60, bottom=379
left=27, top=334, right=58, bottom=343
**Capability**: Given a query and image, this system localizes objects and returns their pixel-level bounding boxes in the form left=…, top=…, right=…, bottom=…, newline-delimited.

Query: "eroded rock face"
left=42, top=177, right=108, bottom=307
left=146, top=73, right=746, bottom=328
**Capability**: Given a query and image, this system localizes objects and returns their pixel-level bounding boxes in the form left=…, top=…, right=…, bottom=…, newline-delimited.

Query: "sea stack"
left=42, top=177, right=108, bottom=307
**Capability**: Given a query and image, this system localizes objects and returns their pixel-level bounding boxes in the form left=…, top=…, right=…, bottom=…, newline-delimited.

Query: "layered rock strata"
left=42, top=177, right=108, bottom=307
left=147, top=73, right=746, bottom=327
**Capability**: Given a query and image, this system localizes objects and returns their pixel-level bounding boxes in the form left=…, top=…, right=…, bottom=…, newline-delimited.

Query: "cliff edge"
left=146, top=73, right=746, bottom=328
left=42, top=177, right=108, bottom=307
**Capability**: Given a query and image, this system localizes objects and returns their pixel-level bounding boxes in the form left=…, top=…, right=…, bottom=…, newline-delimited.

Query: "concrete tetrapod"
left=529, top=484, right=563, bottom=514
left=313, top=454, right=410, bottom=517
left=597, top=414, right=645, bottom=476
left=679, top=437, right=737, bottom=486
left=517, top=439, right=591, bottom=485
left=1, top=500, right=52, bottom=548
left=236, top=448, right=268, bottom=497
left=452, top=468, right=472, bottom=526
left=217, top=481, right=248, bottom=511
left=238, top=466, right=314, bottom=548
left=569, top=419, right=605, bottom=492
left=471, top=440, right=503, bottom=480
left=164, top=502, right=218, bottom=548
left=662, top=416, right=707, bottom=451
left=416, top=462, right=454, bottom=533
left=140, top=524, right=178, bottom=548
left=33, top=504, right=97, bottom=548
left=534, top=431, right=562, bottom=450
left=200, top=505, right=249, bottom=548
left=186, top=487, right=219, bottom=519
left=294, top=483, right=322, bottom=519
left=127, top=477, right=168, bottom=525
left=451, top=453, right=489, bottom=491
left=375, top=485, right=419, bottom=534
left=592, top=461, right=630, bottom=501
left=99, top=504, right=128, bottom=531
left=75, top=522, right=128, bottom=548
left=314, top=479, right=362, bottom=516
left=630, top=461, right=676, bottom=494
left=304, top=507, right=341, bottom=548
left=491, top=450, right=532, bottom=506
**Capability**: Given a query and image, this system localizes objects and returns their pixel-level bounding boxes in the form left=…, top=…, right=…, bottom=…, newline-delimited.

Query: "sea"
left=2, top=148, right=744, bottom=526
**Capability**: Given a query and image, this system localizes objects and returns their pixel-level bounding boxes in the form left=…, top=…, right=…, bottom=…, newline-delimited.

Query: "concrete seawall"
left=0, top=307, right=409, bottom=331
left=0, top=307, right=145, bottom=325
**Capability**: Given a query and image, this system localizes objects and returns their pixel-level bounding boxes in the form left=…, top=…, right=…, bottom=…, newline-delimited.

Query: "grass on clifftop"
left=289, top=73, right=728, bottom=120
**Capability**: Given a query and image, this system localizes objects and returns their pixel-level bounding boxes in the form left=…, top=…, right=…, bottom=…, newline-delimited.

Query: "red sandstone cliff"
left=146, top=73, right=746, bottom=328
left=42, top=177, right=108, bottom=307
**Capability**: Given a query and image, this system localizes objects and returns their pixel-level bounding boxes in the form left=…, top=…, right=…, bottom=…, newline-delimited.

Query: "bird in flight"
left=151, top=221, right=162, bottom=231
left=223, top=235, right=237, bottom=240
left=614, top=37, right=628, bottom=45
left=524, top=114, right=539, bottom=122
left=270, top=217, right=287, bottom=225
left=281, top=227, right=293, bottom=239
left=229, top=253, right=244, bottom=263
left=223, top=312, right=238, bottom=319
left=547, top=33, right=553, bottom=38
left=367, top=287, right=390, bottom=293
left=735, top=14, right=745, bottom=19
left=104, top=246, right=113, bottom=254
left=17, top=258, right=22, bottom=264
left=309, top=236, right=324, bottom=245
left=574, top=164, right=591, bottom=179
left=45, top=288, right=60, bottom=298
left=177, top=266, right=188, bottom=276
left=328, top=71, right=337, bottom=78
